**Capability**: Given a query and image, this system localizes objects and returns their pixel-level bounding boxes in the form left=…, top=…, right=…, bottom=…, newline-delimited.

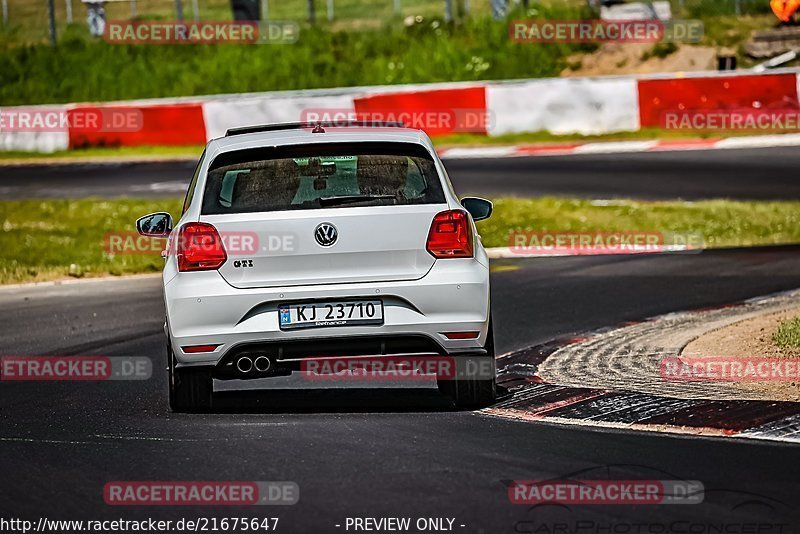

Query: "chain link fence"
left=678, top=0, right=772, bottom=16
left=0, top=0, right=775, bottom=44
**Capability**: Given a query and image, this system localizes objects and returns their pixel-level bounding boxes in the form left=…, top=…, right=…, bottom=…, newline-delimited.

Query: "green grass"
left=0, top=198, right=182, bottom=284
left=0, top=11, right=591, bottom=106
left=0, top=0, right=508, bottom=44
left=433, top=127, right=792, bottom=148
left=3, top=196, right=800, bottom=284
left=475, top=197, right=800, bottom=249
left=0, top=0, right=765, bottom=45
left=683, top=0, right=771, bottom=18
left=773, top=316, right=800, bottom=348
left=0, top=145, right=205, bottom=161
left=0, top=0, right=783, bottom=106
left=696, top=13, right=781, bottom=68
left=640, top=42, right=678, bottom=62
left=698, top=14, right=775, bottom=48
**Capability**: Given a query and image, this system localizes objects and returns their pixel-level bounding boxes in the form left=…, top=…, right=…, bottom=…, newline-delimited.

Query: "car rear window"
left=201, top=142, right=446, bottom=215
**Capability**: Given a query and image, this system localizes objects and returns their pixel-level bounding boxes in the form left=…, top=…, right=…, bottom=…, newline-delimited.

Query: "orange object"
left=771, top=0, right=800, bottom=22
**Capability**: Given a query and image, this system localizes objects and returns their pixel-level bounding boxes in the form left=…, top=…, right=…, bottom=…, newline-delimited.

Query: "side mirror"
left=136, top=212, right=173, bottom=237
left=461, top=197, right=493, bottom=221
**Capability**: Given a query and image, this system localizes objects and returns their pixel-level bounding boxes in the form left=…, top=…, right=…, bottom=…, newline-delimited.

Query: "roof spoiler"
left=225, top=121, right=407, bottom=137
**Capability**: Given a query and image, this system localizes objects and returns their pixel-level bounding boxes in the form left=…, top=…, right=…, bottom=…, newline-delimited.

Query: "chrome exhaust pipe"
left=236, top=356, right=253, bottom=373
left=253, top=356, right=271, bottom=373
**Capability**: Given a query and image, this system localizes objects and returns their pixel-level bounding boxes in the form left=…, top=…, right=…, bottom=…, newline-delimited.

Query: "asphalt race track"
left=3, top=248, right=800, bottom=530
left=5, top=146, right=800, bottom=200
left=2, top=148, right=800, bottom=531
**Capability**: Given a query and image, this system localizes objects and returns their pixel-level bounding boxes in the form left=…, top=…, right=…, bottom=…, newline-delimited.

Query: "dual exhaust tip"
left=236, top=355, right=271, bottom=374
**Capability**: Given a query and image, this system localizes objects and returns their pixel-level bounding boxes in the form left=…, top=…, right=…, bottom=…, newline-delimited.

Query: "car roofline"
left=205, top=128, right=432, bottom=162
left=224, top=121, right=408, bottom=137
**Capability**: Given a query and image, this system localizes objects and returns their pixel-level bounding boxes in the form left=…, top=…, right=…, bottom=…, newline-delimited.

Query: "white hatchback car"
left=136, top=122, right=496, bottom=412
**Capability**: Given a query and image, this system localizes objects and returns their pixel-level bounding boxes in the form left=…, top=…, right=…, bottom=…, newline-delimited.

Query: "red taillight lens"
left=177, top=222, right=227, bottom=272
left=182, top=344, right=221, bottom=353
left=442, top=331, right=480, bottom=339
left=426, top=209, right=473, bottom=258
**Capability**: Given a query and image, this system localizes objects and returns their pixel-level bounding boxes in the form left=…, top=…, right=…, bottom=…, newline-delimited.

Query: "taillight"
left=442, top=331, right=480, bottom=339
left=182, top=344, right=221, bottom=353
left=177, top=222, right=227, bottom=272
left=426, top=209, right=473, bottom=258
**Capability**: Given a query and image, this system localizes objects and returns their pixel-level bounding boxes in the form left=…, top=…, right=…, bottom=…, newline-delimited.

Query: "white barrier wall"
left=486, top=77, right=640, bottom=136
left=202, top=94, right=358, bottom=140
left=3, top=70, right=799, bottom=153
left=796, top=71, right=800, bottom=108
left=0, top=103, right=71, bottom=153
left=0, top=131, right=69, bottom=153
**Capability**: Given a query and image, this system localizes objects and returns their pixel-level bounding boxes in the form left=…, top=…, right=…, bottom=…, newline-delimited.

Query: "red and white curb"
left=438, top=133, right=800, bottom=160
left=3, top=133, right=797, bottom=167
left=485, top=289, right=800, bottom=443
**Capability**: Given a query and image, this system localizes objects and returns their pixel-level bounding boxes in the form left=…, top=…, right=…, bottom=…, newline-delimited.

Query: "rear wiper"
left=318, top=194, right=395, bottom=206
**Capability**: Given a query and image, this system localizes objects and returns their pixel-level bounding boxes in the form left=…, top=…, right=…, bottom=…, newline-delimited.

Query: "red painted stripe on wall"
left=68, top=103, right=206, bottom=149
left=353, top=86, right=488, bottom=137
left=637, top=73, right=800, bottom=128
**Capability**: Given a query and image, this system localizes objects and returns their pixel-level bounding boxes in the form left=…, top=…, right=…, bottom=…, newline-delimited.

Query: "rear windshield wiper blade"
left=318, top=194, right=396, bottom=206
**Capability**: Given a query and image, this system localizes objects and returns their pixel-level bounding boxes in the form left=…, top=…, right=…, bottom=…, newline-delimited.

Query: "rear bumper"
left=165, top=258, right=490, bottom=367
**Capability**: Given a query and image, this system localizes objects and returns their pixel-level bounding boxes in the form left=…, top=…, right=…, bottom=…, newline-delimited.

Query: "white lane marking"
left=713, top=133, right=800, bottom=149
left=729, top=432, right=800, bottom=444
left=735, top=413, right=800, bottom=442
left=572, top=140, right=659, bottom=154
left=0, top=273, right=161, bottom=292
left=439, top=146, right=517, bottom=159
left=0, top=429, right=291, bottom=445
left=5, top=134, right=800, bottom=170
left=438, top=133, right=800, bottom=160
left=0, top=437, right=106, bottom=445
left=647, top=141, right=719, bottom=152
left=130, top=180, right=189, bottom=192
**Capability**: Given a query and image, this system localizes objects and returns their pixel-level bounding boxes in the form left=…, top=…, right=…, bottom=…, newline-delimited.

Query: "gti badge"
left=314, top=222, right=338, bottom=247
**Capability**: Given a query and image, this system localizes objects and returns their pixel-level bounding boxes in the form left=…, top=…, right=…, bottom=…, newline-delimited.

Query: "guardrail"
left=2, top=68, right=799, bottom=152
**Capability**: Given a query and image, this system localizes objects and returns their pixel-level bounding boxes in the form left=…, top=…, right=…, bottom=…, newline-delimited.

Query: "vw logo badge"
left=314, top=222, right=338, bottom=247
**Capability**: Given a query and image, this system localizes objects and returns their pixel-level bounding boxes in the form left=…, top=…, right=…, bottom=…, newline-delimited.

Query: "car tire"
left=168, top=343, right=213, bottom=413
left=437, top=319, right=497, bottom=410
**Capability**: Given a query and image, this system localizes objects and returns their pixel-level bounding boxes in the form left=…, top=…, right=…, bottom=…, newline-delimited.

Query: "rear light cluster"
left=426, top=209, right=473, bottom=258
left=177, top=222, right=227, bottom=272
left=442, top=332, right=480, bottom=340
left=182, top=344, right=221, bottom=353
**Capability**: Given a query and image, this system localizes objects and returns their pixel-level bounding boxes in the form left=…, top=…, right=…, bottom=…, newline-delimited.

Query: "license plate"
left=278, top=300, right=383, bottom=330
